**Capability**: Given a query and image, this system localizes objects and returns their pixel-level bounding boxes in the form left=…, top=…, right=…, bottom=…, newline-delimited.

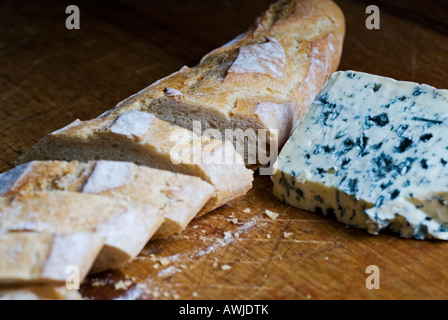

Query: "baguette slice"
left=0, top=232, right=103, bottom=285
left=0, top=285, right=82, bottom=300
left=97, top=0, right=345, bottom=170
left=0, top=191, right=156, bottom=273
left=18, top=114, right=253, bottom=215
left=2, top=160, right=214, bottom=238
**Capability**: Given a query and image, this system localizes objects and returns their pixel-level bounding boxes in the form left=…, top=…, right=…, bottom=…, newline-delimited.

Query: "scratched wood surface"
left=1, top=0, right=447, bottom=300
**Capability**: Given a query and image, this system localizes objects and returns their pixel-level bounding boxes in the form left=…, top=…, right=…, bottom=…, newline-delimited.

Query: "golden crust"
left=0, top=232, right=103, bottom=285
left=99, top=0, right=345, bottom=156
left=2, top=160, right=215, bottom=240
left=18, top=116, right=253, bottom=215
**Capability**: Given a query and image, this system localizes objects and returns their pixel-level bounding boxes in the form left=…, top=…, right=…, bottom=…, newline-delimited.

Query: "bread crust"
left=18, top=116, right=253, bottom=215
left=0, top=232, right=103, bottom=285
left=1, top=160, right=215, bottom=240
left=98, top=0, right=345, bottom=165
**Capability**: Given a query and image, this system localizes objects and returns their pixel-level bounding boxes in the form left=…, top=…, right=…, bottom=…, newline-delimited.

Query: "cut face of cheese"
left=273, top=70, right=448, bottom=240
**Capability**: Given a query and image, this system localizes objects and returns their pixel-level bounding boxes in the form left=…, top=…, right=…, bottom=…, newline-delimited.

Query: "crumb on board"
left=193, top=292, right=198, bottom=298
left=114, top=280, right=132, bottom=291
left=306, top=294, right=312, bottom=299
left=91, top=279, right=107, bottom=287
left=283, top=232, right=293, bottom=238
left=265, top=209, right=279, bottom=220
left=153, top=263, right=160, bottom=269
left=242, top=208, right=251, bottom=213
left=224, top=231, right=232, bottom=240
left=159, top=257, right=170, bottom=266
left=221, top=264, right=232, bottom=271
left=267, top=233, right=271, bottom=239
left=324, top=256, right=329, bottom=261
left=173, top=293, right=180, bottom=300
left=226, top=217, right=239, bottom=224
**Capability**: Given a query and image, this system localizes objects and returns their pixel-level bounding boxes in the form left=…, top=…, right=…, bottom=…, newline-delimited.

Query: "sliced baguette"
left=18, top=114, right=253, bottom=215
left=0, top=232, right=103, bottom=285
left=2, top=160, right=214, bottom=238
left=0, top=191, right=157, bottom=273
left=96, top=0, right=345, bottom=169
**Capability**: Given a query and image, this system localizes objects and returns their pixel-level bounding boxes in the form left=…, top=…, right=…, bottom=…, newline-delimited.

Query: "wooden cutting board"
left=1, top=0, right=447, bottom=299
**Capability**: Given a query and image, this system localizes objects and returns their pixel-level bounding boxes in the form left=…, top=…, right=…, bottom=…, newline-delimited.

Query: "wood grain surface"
left=1, top=0, right=447, bottom=300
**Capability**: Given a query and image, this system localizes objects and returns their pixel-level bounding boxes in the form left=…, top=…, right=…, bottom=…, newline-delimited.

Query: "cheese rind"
left=273, top=71, right=448, bottom=240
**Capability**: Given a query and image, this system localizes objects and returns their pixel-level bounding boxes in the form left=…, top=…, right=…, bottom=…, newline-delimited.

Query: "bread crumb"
left=153, top=263, right=160, bottom=269
left=213, top=261, right=219, bottom=269
left=153, top=291, right=160, bottom=298
left=148, top=254, right=156, bottom=261
left=193, top=225, right=199, bottom=229
left=266, top=234, right=271, bottom=239
left=91, top=280, right=106, bottom=287
left=324, top=256, right=329, bottom=261
left=163, top=292, right=170, bottom=298
left=173, top=293, right=180, bottom=300
left=265, top=209, right=279, bottom=220
left=234, top=232, right=240, bottom=239
left=201, top=229, right=207, bottom=233
left=160, top=258, right=170, bottom=266
left=226, top=217, right=239, bottom=224
left=180, top=264, right=187, bottom=269
left=221, top=264, right=232, bottom=271
left=224, top=231, right=232, bottom=240
left=283, top=232, right=293, bottom=238
left=115, top=280, right=132, bottom=290
left=192, top=292, right=198, bottom=298
left=306, top=294, right=312, bottom=299
left=242, top=208, right=251, bottom=213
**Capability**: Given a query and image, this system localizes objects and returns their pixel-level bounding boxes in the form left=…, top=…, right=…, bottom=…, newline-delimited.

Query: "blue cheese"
left=273, top=71, right=448, bottom=240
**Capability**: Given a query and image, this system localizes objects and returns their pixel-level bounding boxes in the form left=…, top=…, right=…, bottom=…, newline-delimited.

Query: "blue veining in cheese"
left=273, top=71, right=448, bottom=240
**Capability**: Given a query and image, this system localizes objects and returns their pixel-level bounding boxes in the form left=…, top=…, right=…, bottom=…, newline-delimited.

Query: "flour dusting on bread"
left=0, top=163, right=32, bottom=196
left=82, top=161, right=133, bottom=194
left=108, top=111, right=154, bottom=139
left=226, top=37, right=286, bottom=79
left=51, top=119, right=83, bottom=135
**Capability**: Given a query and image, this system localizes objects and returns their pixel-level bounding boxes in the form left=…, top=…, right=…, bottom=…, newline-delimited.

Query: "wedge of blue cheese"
left=273, top=70, right=448, bottom=240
